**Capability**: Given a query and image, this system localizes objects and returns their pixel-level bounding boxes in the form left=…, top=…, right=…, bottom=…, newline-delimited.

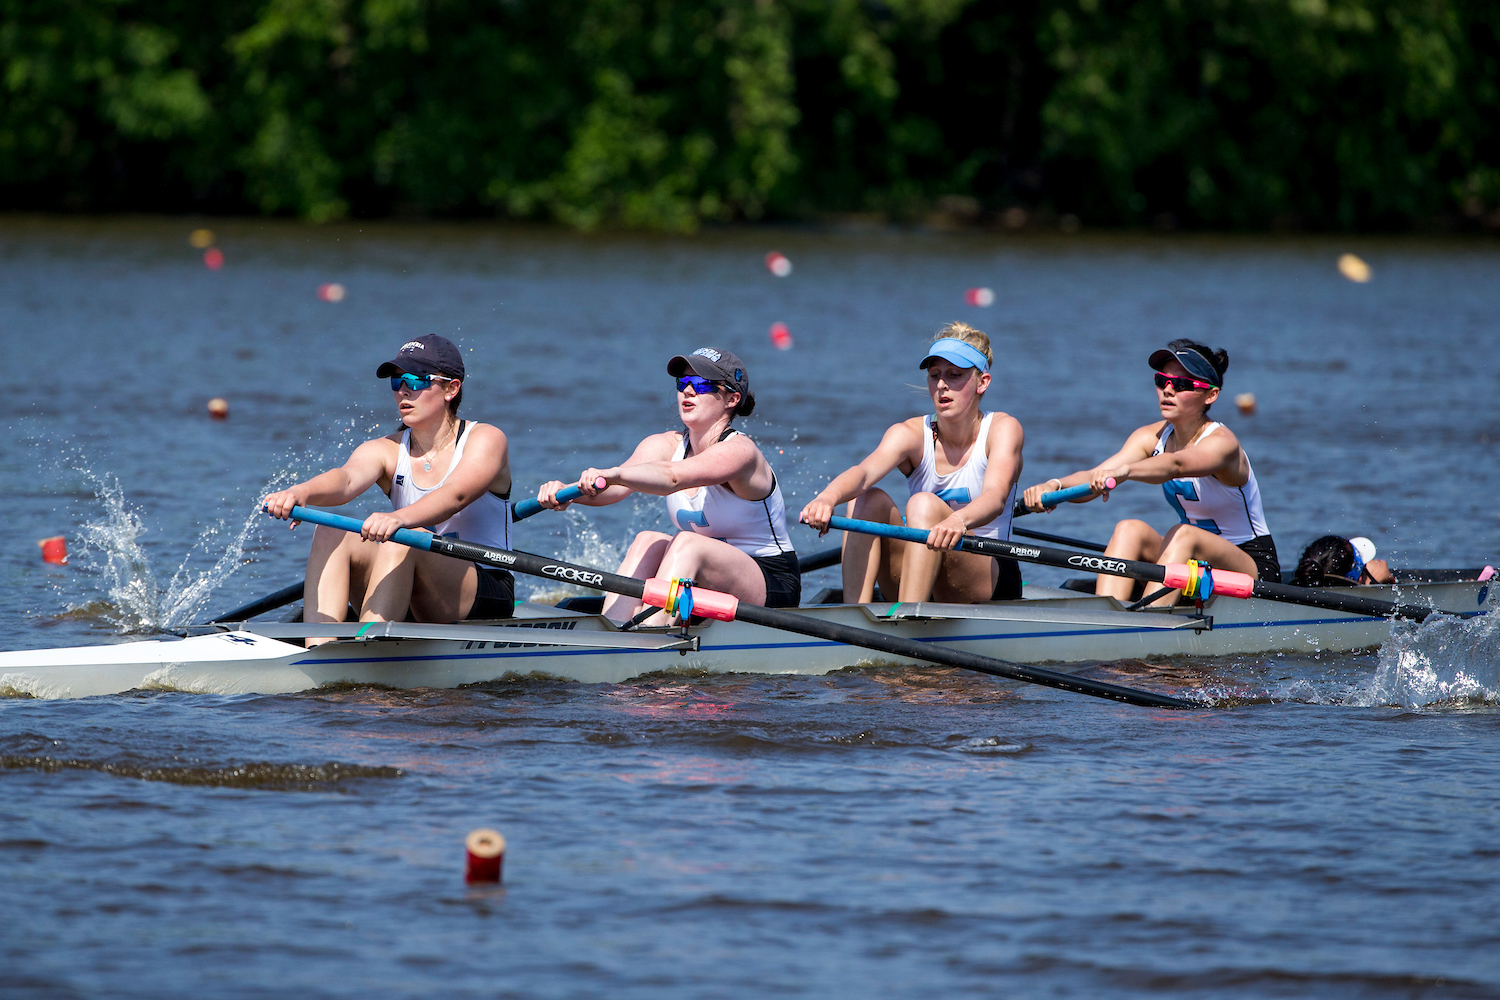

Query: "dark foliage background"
left=3, top=0, right=1497, bottom=230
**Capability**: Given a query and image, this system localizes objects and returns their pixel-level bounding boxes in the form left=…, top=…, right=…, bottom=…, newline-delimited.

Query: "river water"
left=2, top=217, right=1499, bottom=997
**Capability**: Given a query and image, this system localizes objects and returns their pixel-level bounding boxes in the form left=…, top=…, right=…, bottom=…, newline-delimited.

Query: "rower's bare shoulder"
left=986, top=411, right=1023, bottom=440
left=464, top=422, right=509, bottom=448
left=639, top=430, right=684, bottom=457
left=1128, top=421, right=1169, bottom=447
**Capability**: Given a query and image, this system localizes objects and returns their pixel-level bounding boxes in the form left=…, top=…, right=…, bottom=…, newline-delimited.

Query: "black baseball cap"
left=667, top=347, right=749, bottom=397
left=376, top=335, right=465, bottom=380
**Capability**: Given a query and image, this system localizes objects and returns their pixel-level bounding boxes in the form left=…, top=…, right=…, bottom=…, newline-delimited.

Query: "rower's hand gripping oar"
left=1010, top=482, right=1106, bottom=518
left=515, top=477, right=844, bottom=574
left=821, top=515, right=1449, bottom=623
left=512, top=478, right=608, bottom=521
left=270, top=504, right=1195, bottom=710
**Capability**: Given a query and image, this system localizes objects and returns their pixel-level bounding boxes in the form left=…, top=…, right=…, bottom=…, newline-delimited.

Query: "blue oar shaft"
left=1010, top=482, right=1107, bottom=518
left=511, top=478, right=609, bottom=521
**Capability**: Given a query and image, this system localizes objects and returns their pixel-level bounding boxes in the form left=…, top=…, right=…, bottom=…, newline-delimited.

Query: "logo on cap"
left=400, top=341, right=426, bottom=353
left=693, top=347, right=723, bottom=362
left=734, top=368, right=743, bottom=383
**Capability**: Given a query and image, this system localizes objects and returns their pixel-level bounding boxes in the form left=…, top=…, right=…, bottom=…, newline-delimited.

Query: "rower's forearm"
left=815, top=467, right=870, bottom=508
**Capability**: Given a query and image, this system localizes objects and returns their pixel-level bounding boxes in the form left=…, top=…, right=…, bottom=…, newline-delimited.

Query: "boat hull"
left=1, top=581, right=1488, bottom=700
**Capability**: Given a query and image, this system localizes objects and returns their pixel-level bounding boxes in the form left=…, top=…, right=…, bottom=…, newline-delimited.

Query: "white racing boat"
left=0, top=574, right=1489, bottom=700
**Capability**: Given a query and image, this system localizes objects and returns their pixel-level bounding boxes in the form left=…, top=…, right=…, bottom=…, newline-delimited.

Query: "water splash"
left=523, top=506, right=626, bottom=604
left=1346, top=612, right=1500, bottom=708
left=70, top=477, right=264, bottom=633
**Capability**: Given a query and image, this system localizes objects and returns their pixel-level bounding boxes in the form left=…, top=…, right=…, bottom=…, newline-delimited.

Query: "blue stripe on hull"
left=288, top=614, right=1399, bottom=669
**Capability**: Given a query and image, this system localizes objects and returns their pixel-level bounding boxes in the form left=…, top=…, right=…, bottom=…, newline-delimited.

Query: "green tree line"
left=3, top=0, right=1497, bottom=230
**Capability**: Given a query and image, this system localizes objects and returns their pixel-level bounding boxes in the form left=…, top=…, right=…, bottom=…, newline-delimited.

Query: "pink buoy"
left=964, top=287, right=994, bottom=307
left=769, top=322, right=793, bottom=350
left=203, top=248, right=224, bottom=270
left=765, top=252, right=792, bottom=277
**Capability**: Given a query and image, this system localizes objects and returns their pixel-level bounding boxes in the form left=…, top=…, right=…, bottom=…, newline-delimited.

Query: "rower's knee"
left=849, top=488, right=897, bottom=521
left=904, top=492, right=951, bottom=528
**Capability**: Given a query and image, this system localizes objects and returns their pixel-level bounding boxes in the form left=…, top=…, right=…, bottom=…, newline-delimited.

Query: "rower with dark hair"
left=1020, top=338, right=1279, bottom=606
left=263, top=334, right=515, bottom=643
left=1292, top=535, right=1394, bottom=586
left=534, top=347, right=799, bottom=624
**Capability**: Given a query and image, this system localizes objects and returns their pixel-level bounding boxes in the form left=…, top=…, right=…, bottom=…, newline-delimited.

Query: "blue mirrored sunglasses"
left=390, top=373, right=454, bottom=392
left=675, top=375, right=721, bottom=395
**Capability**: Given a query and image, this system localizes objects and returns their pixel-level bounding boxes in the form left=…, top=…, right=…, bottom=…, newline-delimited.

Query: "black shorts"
left=752, top=551, right=802, bottom=608
left=467, top=565, right=516, bottom=620
left=991, top=557, right=1023, bottom=601
left=1237, top=535, right=1281, bottom=583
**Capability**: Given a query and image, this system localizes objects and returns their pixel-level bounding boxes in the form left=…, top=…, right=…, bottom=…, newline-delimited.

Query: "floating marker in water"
left=769, top=321, right=793, bottom=350
left=1235, top=392, right=1257, bottom=416
left=204, top=248, right=224, bottom=270
left=318, top=283, right=346, bottom=303
left=207, top=398, right=229, bottom=420
left=189, top=229, right=215, bottom=249
left=964, top=287, right=995, bottom=307
left=765, top=252, right=792, bottom=277
left=37, top=536, right=67, bottom=565
left=1338, top=253, right=1371, bottom=283
left=465, top=828, right=505, bottom=883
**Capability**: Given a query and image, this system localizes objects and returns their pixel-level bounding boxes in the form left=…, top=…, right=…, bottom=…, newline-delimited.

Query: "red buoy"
left=964, top=287, right=995, bottom=307
left=317, top=283, right=346, bottom=302
left=765, top=252, right=792, bottom=278
left=38, top=536, right=68, bottom=565
left=769, top=321, right=793, bottom=350
left=465, top=828, right=505, bottom=883
left=204, top=248, right=224, bottom=270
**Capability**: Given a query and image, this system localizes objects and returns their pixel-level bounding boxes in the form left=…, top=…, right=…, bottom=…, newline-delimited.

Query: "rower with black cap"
left=1021, top=338, right=1279, bottom=606
left=263, top=334, right=515, bottom=643
left=799, top=322, right=1027, bottom=604
left=534, top=346, right=800, bottom=623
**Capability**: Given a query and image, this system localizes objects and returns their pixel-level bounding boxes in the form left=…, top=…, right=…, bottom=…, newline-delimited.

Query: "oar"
left=1011, top=526, right=1108, bottom=553
left=273, top=505, right=1195, bottom=710
left=512, top=478, right=607, bottom=521
left=513, top=478, right=843, bottom=574
left=822, top=515, right=1449, bottom=623
left=1010, top=482, right=1099, bottom=518
left=208, top=582, right=304, bottom=623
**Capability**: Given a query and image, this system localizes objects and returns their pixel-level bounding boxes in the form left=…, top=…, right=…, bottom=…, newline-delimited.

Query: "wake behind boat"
left=1, top=572, right=1488, bottom=700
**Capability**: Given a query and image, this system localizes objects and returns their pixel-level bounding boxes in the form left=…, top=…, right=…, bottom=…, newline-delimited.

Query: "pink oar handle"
left=641, top=578, right=740, bottom=622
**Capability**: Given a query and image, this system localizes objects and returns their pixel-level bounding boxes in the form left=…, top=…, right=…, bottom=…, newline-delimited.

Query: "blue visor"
left=920, top=338, right=990, bottom=373
left=1148, top=347, right=1220, bottom=387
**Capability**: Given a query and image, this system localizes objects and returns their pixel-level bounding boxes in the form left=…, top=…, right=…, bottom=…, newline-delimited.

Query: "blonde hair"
left=933, top=321, right=993, bottom=368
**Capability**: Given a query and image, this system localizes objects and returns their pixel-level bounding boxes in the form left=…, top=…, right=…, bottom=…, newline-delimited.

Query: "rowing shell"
left=1, top=577, right=1488, bottom=701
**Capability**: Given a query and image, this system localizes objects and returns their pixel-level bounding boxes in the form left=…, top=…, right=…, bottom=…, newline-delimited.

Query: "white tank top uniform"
left=904, top=413, right=1023, bottom=600
left=905, top=414, right=1019, bottom=541
left=391, top=421, right=516, bottom=616
left=662, top=429, right=800, bottom=607
left=1152, top=422, right=1280, bottom=579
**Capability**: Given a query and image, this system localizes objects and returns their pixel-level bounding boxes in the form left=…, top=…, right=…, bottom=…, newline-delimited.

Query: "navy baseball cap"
left=667, top=347, right=749, bottom=397
left=376, top=335, right=465, bottom=380
left=1148, top=345, right=1220, bottom=387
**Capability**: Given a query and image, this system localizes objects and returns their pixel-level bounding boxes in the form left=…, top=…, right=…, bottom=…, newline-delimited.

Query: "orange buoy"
left=1338, top=253, right=1371, bottom=283
left=207, top=398, right=229, bottom=420
left=769, top=321, right=793, bottom=350
left=1235, top=392, right=1257, bottom=416
left=465, top=828, right=505, bottom=883
left=38, top=536, right=68, bottom=565
left=189, top=229, right=215, bottom=249
left=204, top=248, right=224, bottom=270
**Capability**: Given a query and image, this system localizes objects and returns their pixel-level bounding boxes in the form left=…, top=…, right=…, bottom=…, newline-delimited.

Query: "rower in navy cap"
left=263, top=334, right=516, bottom=643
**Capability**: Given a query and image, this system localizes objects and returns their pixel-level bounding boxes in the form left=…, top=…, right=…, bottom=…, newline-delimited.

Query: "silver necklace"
left=419, top=424, right=455, bottom=472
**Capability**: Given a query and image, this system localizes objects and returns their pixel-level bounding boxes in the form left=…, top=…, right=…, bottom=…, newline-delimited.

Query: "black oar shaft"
left=209, top=582, right=304, bottom=623
left=948, top=534, right=1439, bottom=623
